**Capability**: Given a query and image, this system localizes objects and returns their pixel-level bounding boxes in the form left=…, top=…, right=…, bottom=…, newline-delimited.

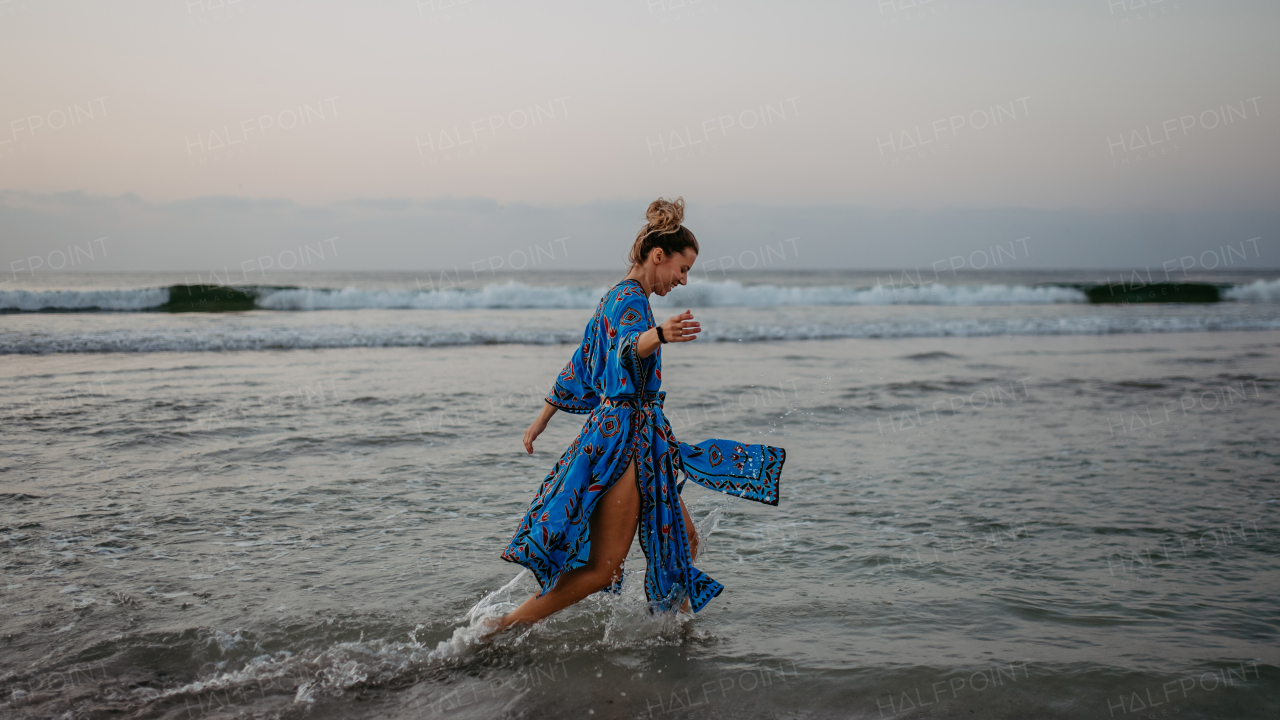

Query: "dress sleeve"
left=545, top=335, right=599, bottom=414
left=677, top=439, right=784, bottom=506
left=604, top=291, right=654, bottom=395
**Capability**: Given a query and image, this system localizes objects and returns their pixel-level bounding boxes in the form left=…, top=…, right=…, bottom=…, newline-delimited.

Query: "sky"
left=1, top=0, right=1277, bottom=272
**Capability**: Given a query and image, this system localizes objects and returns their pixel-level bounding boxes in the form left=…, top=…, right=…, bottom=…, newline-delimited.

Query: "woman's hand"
left=662, top=310, right=701, bottom=343
left=523, top=402, right=557, bottom=454
left=523, top=418, right=546, bottom=454
left=638, top=310, right=701, bottom=358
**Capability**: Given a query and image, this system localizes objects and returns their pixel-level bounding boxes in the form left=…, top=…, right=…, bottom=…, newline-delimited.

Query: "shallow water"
left=2, top=326, right=1278, bottom=719
left=5, top=301, right=1280, bottom=354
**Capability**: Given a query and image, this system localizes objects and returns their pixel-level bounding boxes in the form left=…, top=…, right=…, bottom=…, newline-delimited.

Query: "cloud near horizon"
left=1, top=191, right=1275, bottom=276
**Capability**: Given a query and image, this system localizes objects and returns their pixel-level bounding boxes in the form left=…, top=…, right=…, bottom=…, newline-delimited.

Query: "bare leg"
left=679, top=493, right=699, bottom=613
left=680, top=493, right=699, bottom=562
left=493, top=458, right=641, bottom=632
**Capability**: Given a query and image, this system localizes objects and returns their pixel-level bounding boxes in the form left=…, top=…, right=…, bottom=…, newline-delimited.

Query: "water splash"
left=427, top=572, right=536, bottom=661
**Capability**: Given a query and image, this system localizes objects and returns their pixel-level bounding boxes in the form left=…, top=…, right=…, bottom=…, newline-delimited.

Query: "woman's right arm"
left=523, top=401, right=558, bottom=454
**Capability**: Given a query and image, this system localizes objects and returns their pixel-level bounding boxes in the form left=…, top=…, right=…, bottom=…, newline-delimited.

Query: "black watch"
left=656, top=326, right=668, bottom=344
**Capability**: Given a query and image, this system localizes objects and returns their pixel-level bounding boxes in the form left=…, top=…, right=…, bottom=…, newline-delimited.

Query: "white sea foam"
left=256, top=283, right=604, bottom=310
left=0, top=287, right=170, bottom=311
left=1223, top=278, right=1280, bottom=303
left=256, top=280, right=1092, bottom=310
left=661, top=280, right=1089, bottom=307
left=8, top=280, right=1280, bottom=313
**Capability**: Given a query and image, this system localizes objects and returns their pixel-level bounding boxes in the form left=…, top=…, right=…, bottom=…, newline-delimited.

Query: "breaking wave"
left=8, top=279, right=1272, bottom=313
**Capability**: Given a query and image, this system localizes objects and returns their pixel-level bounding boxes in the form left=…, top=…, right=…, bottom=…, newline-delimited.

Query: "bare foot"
left=477, top=614, right=510, bottom=642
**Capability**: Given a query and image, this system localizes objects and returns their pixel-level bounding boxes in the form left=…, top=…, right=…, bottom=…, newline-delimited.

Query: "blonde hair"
left=628, top=196, right=699, bottom=267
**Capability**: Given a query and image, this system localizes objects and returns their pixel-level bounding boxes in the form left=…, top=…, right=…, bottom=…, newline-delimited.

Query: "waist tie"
left=601, top=391, right=665, bottom=409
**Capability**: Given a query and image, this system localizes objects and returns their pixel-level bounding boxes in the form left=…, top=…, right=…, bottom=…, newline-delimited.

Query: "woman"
left=489, top=197, right=786, bottom=634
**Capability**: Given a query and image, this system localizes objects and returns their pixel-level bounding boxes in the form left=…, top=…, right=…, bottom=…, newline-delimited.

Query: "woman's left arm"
left=523, top=401, right=558, bottom=454
left=637, top=310, right=701, bottom=358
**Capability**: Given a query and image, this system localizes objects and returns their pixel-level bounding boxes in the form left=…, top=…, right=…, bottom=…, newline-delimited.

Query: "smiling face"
left=650, top=247, right=697, bottom=296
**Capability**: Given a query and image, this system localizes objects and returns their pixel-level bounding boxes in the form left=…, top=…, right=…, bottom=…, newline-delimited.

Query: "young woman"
left=488, top=197, right=786, bottom=634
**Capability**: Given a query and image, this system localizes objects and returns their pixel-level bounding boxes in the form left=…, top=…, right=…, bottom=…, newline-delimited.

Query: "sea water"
left=1, top=270, right=1278, bottom=719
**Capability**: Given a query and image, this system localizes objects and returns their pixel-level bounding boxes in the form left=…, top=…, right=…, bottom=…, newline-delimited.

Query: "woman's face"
left=651, top=248, right=697, bottom=296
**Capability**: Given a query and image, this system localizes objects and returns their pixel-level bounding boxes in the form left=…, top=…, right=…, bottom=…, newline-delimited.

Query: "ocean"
left=2, top=269, right=1278, bottom=719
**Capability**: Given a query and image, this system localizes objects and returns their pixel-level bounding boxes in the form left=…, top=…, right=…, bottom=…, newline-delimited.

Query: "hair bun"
left=628, top=196, right=698, bottom=268
left=645, top=197, right=685, bottom=234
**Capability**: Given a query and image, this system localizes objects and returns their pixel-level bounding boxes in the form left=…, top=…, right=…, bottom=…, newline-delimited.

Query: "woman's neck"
left=623, top=266, right=655, bottom=296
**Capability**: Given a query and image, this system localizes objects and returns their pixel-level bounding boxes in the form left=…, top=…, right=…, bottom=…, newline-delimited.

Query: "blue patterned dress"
left=501, top=279, right=786, bottom=613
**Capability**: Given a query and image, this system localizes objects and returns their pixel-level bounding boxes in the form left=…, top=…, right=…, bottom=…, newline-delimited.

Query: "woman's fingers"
left=662, top=312, right=700, bottom=342
left=680, top=321, right=701, bottom=339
